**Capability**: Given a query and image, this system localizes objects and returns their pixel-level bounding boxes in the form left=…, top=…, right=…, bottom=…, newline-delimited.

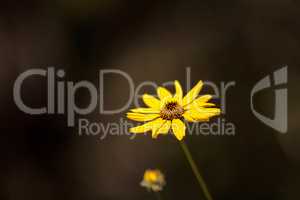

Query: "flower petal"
left=174, top=80, right=183, bottom=103
left=186, top=103, right=216, bottom=110
left=183, top=108, right=220, bottom=122
left=130, top=107, right=160, bottom=113
left=201, top=103, right=216, bottom=107
left=184, top=95, right=214, bottom=109
left=127, top=112, right=160, bottom=122
left=183, top=110, right=207, bottom=122
left=182, top=112, right=196, bottom=122
left=156, top=120, right=171, bottom=136
left=157, top=87, right=172, bottom=100
left=143, top=94, right=161, bottom=109
left=171, top=119, right=186, bottom=141
left=197, top=108, right=221, bottom=117
left=130, top=120, right=157, bottom=133
left=182, top=81, right=203, bottom=106
left=194, top=94, right=212, bottom=104
left=151, top=118, right=166, bottom=138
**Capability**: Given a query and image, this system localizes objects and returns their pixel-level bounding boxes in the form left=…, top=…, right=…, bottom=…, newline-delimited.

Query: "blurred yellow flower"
left=140, top=169, right=166, bottom=192
left=127, top=80, right=220, bottom=140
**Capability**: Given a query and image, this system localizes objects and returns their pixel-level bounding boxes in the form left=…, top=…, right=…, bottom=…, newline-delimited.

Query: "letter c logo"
left=250, top=66, right=288, bottom=133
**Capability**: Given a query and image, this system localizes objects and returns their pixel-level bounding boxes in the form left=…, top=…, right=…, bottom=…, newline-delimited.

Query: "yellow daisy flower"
left=127, top=80, right=221, bottom=140
left=140, top=169, right=166, bottom=192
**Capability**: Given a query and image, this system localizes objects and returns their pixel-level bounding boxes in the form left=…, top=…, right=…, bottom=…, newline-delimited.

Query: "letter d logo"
left=251, top=66, right=288, bottom=133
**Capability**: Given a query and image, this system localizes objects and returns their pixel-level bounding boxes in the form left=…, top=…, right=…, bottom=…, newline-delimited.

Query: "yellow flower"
left=127, top=80, right=221, bottom=140
left=140, top=169, right=166, bottom=192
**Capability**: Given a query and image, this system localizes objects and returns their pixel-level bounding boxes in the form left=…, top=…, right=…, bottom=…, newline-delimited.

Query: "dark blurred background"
left=1, top=0, right=300, bottom=199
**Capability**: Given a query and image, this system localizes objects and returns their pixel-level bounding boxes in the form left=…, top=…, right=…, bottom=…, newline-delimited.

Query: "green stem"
left=179, top=140, right=213, bottom=200
left=154, top=191, right=163, bottom=200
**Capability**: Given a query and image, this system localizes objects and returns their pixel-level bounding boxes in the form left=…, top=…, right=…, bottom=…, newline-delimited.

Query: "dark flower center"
left=160, top=101, right=184, bottom=120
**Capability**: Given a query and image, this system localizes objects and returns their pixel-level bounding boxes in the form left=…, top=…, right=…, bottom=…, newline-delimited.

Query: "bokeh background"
left=1, top=0, right=300, bottom=199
